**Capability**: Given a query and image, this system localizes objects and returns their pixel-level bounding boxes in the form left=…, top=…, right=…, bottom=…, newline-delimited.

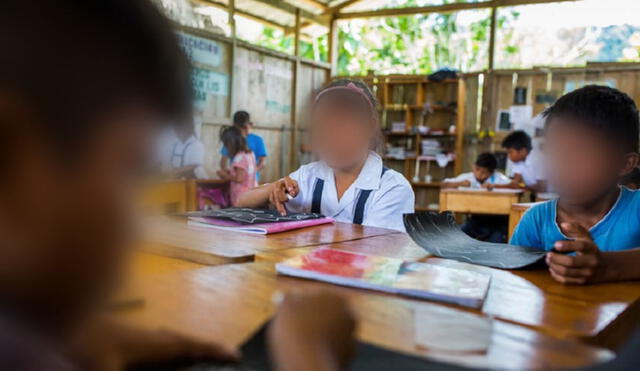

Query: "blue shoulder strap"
left=353, top=167, right=389, bottom=225
left=311, top=178, right=324, bottom=214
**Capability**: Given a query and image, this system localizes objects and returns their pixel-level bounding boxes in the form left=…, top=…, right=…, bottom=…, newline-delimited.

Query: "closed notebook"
left=188, top=217, right=334, bottom=235
left=276, top=247, right=491, bottom=308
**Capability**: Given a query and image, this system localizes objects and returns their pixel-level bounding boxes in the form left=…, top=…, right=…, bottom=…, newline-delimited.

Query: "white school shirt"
left=163, top=134, right=207, bottom=179
left=507, top=150, right=546, bottom=187
left=286, top=152, right=415, bottom=232
left=444, top=171, right=511, bottom=188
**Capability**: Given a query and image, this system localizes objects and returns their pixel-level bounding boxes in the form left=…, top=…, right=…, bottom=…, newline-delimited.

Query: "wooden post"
left=328, top=16, right=339, bottom=76
left=289, top=8, right=302, bottom=173
left=488, top=6, right=497, bottom=71
left=228, top=0, right=237, bottom=116
left=455, top=78, right=466, bottom=175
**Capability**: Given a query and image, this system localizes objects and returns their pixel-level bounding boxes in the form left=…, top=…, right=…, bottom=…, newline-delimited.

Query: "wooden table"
left=440, top=188, right=523, bottom=215
left=186, top=179, right=229, bottom=210
left=121, top=262, right=613, bottom=370
left=256, top=234, right=640, bottom=350
left=142, top=217, right=401, bottom=265
left=508, top=202, right=539, bottom=239
left=125, top=221, right=640, bottom=369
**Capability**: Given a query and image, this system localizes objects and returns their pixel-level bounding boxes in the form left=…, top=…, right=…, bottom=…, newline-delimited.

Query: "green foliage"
left=254, top=3, right=520, bottom=74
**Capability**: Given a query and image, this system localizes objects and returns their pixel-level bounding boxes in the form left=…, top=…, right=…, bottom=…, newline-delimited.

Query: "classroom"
left=2, top=0, right=640, bottom=370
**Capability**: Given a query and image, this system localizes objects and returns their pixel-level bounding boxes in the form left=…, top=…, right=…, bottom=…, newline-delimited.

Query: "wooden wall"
left=459, top=63, right=640, bottom=172
left=180, top=26, right=330, bottom=183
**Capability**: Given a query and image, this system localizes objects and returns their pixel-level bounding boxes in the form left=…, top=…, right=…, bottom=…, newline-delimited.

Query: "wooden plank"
left=191, top=0, right=290, bottom=31
left=488, top=6, right=497, bottom=70
left=455, top=79, right=466, bottom=174
left=142, top=217, right=400, bottom=266
left=290, top=8, right=302, bottom=172
left=251, top=0, right=330, bottom=26
left=122, top=262, right=614, bottom=369
left=141, top=181, right=188, bottom=215
left=293, top=0, right=329, bottom=12
left=439, top=189, right=522, bottom=215
left=508, top=202, right=535, bottom=239
left=330, top=0, right=364, bottom=12
left=335, top=0, right=580, bottom=19
left=327, top=15, right=338, bottom=76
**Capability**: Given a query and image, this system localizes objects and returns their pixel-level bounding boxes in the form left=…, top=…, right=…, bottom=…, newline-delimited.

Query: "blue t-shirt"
left=510, top=187, right=640, bottom=252
left=221, top=133, right=267, bottom=179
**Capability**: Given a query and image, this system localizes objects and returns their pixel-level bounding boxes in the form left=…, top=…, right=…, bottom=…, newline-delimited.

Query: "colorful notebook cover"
left=276, top=247, right=491, bottom=308
left=188, top=216, right=334, bottom=235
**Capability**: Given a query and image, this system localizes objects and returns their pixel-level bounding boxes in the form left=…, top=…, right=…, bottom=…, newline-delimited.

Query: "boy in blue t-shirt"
left=511, top=85, right=640, bottom=285
left=220, top=110, right=267, bottom=181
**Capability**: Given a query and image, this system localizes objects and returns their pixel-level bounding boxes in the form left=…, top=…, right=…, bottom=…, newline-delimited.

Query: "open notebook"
left=188, top=217, right=334, bottom=235
left=276, top=247, right=491, bottom=308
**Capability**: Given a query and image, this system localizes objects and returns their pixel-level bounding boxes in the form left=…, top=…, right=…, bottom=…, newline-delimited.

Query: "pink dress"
left=230, top=151, right=259, bottom=205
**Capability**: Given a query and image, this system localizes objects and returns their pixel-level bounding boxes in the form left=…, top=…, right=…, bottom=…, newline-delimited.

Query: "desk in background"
left=508, top=202, right=540, bottom=239
left=142, top=179, right=230, bottom=215
left=439, top=188, right=523, bottom=215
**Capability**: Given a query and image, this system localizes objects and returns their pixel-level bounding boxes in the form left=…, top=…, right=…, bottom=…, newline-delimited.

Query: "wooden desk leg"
left=186, top=180, right=197, bottom=211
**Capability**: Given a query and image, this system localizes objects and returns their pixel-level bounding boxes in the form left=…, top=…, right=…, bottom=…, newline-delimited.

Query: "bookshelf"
left=334, top=74, right=466, bottom=212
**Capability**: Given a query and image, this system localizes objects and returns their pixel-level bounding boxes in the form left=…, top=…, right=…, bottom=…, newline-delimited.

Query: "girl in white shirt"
left=236, top=79, right=414, bottom=231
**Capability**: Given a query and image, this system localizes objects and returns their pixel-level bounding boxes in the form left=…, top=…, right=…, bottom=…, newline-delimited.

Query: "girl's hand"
left=269, top=176, right=299, bottom=216
left=547, top=222, right=605, bottom=284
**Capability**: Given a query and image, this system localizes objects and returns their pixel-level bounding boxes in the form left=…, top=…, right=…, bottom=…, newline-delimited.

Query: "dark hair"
left=543, top=85, right=639, bottom=152
left=621, top=167, right=640, bottom=187
left=220, top=126, right=248, bottom=158
left=233, top=110, right=251, bottom=128
left=475, top=152, right=498, bottom=172
left=0, top=0, right=192, bottom=154
left=502, top=131, right=532, bottom=151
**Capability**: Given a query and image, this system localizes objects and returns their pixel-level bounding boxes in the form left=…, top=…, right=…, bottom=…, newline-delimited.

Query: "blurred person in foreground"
left=0, top=0, right=239, bottom=369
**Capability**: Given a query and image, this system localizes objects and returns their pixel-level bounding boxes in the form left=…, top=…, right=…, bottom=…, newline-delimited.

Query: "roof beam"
left=291, top=0, right=329, bottom=12
left=191, top=0, right=290, bottom=30
left=251, top=0, right=329, bottom=26
left=335, top=0, right=580, bottom=19
left=329, top=0, right=364, bottom=13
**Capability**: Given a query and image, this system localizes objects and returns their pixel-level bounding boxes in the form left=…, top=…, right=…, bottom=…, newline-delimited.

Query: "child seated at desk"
left=217, top=126, right=258, bottom=205
left=499, top=131, right=546, bottom=192
left=511, top=85, right=640, bottom=285
left=236, top=79, right=414, bottom=232
left=442, top=152, right=510, bottom=189
left=442, top=153, right=512, bottom=242
left=0, top=0, right=239, bottom=368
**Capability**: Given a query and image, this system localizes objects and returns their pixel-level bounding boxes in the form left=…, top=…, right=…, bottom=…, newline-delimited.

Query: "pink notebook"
left=188, top=217, right=334, bottom=235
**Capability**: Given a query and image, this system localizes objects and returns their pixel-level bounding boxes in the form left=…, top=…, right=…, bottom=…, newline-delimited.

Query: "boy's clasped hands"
left=547, top=223, right=606, bottom=285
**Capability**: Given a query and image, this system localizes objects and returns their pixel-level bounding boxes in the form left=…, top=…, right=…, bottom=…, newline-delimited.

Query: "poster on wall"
left=192, top=67, right=228, bottom=111
left=176, top=31, right=222, bottom=68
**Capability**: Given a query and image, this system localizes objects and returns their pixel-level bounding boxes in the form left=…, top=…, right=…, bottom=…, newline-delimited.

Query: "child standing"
left=511, top=85, right=640, bottom=285
left=218, top=126, right=258, bottom=205
left=236, top=79, right=414, bottom=232
left=220, top=110, right=268, bottom=181
left=442, top=152, right=511, bottom=189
